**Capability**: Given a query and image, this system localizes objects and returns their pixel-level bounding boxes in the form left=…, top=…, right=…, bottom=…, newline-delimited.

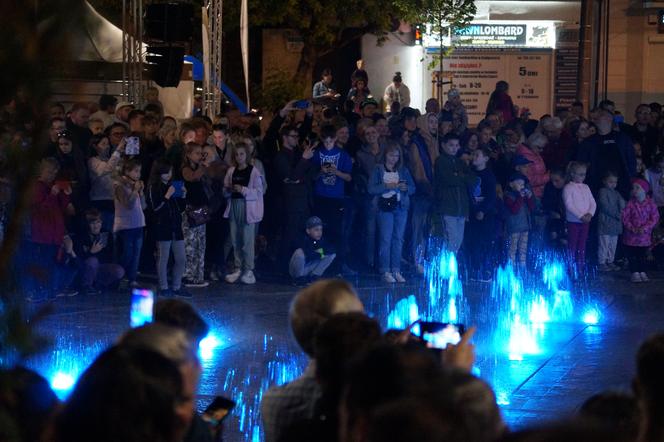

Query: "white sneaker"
left=383, top=272, right=396, bottom=283
left=393, top=272, right=406, bottom=283
left=225, top=270, right=242, bottom=284
left=240, top=270, right=256, bottom=284
left=640, top=272, right=649, bottom=282
left=631, top=272, right=643, bottom=283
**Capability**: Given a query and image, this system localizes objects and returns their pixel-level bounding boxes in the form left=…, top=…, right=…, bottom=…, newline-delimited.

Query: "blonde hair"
left=566, top=161, right=587, bottom=182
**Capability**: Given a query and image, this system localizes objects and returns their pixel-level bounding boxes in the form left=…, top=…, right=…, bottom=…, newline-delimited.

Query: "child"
left=73, top=209, right=125, bottom=295
left=148, top=158, right=190, bottom=298
left=467, top=148, right=498, bottom=281
left=288, top=216, right=336, bottom=285
left=29, top=158, right=73, bottom=300
left=541, top=169, right=567, bottom=249
left=622, top=178, right=659, bottom=283
left=562, top=162, right=596, bottom=275
left=433, top=132, right=478, bottom=253
left=113, top=158, right=145, bottom=288
left=223, top=143, right=264, bottom=284
left=597, top=172, right=626, bottom=272
left=503, top=173, right=535, bottom=266
left=181, top=142, right=210, bottom=288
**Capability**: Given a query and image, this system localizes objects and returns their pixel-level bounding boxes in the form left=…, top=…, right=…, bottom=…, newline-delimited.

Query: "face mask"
left=635, top=189, right=646, bottom=202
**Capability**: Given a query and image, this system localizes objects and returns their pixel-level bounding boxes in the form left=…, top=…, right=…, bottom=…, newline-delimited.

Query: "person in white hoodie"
left=562, top=161, right=597, bottom=275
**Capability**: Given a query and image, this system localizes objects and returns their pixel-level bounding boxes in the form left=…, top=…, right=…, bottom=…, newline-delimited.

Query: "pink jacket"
left=516, top=144, right=549, bottom=198
left=223, top=166, right=264, bottom=224
left=563, top=182, right=596, bottom=223
left=622, top=197, right=659, bottom=247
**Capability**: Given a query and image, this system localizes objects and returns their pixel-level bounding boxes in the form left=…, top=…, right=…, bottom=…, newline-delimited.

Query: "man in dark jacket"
left=274, top=125, right=315, bottom=268
left=627, top=104, right=659, bottom=167
left=434, top=132, right=478, bottom=253
left=576, top=108, right=636, bottom=200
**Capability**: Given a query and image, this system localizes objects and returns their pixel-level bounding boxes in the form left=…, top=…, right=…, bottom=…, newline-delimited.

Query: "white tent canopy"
left=67, top=1, right=125, bottom=62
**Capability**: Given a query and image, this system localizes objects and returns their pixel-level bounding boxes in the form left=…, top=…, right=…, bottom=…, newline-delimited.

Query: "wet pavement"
left=24, top=266, right=664, bottom=441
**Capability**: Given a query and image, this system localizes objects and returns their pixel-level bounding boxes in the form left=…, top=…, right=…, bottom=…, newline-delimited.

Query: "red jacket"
left=31, top=180, right=70, bottom=245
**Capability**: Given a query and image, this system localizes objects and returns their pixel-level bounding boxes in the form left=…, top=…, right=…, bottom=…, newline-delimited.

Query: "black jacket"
left=147, top=181, right=186, bottom=241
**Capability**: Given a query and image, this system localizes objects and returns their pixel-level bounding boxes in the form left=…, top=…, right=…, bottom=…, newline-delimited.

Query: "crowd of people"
left=2, top=70, right=664, bottom=300
left=0, top=281, right=662, bottom=442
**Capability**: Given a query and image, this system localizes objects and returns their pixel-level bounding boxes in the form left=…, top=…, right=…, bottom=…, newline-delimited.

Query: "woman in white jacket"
left=383, top=72, right=411, bottom=112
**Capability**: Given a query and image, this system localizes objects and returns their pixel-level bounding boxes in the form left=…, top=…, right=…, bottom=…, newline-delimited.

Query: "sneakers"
left=383, top=272, right=396, bottom=283
left=84, top=287, right=101, bottom=296
left=640, top=272, right=650, bottom=282
left=598, top=264, right=611, bottom=272
left=393, top=272, right=406, bottom=283
left=209, top=269, right=221, bottom=281
left=240, top=270, right=256, bottom=285
left=56, top=288, right=79, bottom=298
left=183, top=279, right=210, bottom=288
left=159, top=288, right=174, bottom=297
left=173, top=289, right=193, bottom=298
left=225, top=270, right=242, bottom=284
left=631, top=272, right=643, bottom=283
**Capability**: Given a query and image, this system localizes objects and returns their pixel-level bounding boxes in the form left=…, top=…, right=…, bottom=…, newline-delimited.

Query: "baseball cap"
left=508, top=172, right=528, bottom=183
left=447, top=88, right=460, bottom=98
left=360, top=98, right=379, bottom=110
left=512, top=155, right=534, bottom=167
left=306, top=216, right=323, bottom=229
left=115, top=101, right=134, bottom=112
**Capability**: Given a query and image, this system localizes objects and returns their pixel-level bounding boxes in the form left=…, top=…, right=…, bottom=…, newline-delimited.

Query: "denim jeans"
left=441, top=215, right=465, bottom=253
left=364, top=196, right=378, bottom=267
left=377, top=207, right=408, bottom=273
left=115, top=227, right=144, bottom=282
left=410, top=195, right=432, bottom=265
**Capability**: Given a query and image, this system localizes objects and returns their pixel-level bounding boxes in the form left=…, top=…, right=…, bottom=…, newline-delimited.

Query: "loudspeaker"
left=146, top=45, right=185, bottom=88
left=144, top=3, right=194, bottom=42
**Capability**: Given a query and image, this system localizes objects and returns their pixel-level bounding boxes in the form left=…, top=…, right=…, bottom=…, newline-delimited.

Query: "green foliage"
left=394, top=0, right=476, bottom=70
left=253, top=71, right=304, bottom=113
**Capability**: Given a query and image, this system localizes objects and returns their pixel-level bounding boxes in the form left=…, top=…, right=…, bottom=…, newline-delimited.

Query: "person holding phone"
left=368, top=142, right=415, bottom=283
left=74, top=209, right=125, bottom=295
left=113, top=159, right=146, bottom=289
left=148, top=158, right=191, bottom=298
left=223, top=143, right=265, bottom=284
left=89, top=134, right=125, bottom=231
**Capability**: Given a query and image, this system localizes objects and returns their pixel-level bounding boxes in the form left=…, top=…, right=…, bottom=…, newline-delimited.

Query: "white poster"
left=432, top=51, right=553, bottom=126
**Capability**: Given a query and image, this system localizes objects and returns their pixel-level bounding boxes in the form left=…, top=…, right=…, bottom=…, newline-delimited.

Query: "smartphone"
left=418, top=322, right=465, bottom=349
left=125, top=136, right=141, bottom=155
left=203, top=396, right=236, bottom=424
left=130, top=288, right=154, bottom=328
left=98, top=232, right=109, bottom=248
left=171, top=180, right=185, bottom=198
left=323, top=161, right=333, bottom=168
left=293, top=99, right=309, bottom=109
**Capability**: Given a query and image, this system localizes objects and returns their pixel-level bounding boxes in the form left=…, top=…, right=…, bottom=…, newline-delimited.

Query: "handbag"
left=185, top=205, right=211, bottom=227
left=378, top=194, right=398, bottom=212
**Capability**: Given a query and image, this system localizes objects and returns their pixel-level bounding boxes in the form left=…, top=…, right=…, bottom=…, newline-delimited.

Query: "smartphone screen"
left=99, top=232, right=109, bottom=248
left=294, top=99, right=309, bottom=109
left=130, top=288, right=154, bottom=328
left=203, top=396, right=236, bottom=424
left=171, top=180, right=184, bottom=197
left=125, top=136, right=141, bottom=155
left=419, top=322, right=465, bottom=349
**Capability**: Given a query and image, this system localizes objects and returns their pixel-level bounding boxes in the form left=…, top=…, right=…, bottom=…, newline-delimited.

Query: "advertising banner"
left=435, top=51, right=553, bottom=126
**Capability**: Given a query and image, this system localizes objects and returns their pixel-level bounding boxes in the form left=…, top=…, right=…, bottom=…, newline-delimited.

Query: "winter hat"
left=447, top=88, right=460, bottom=98
left=360, top=98, right=378, bottom=110
left=632, top=177, right=650, bottom=194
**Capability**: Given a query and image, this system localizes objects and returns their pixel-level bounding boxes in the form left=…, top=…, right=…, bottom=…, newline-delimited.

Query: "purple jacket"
left=622, top=197, right=659, bottom=247
left=223, top=166, right=264, bottom=224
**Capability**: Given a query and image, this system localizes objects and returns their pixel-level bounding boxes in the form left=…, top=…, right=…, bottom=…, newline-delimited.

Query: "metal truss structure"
left=203, top=0, right=223, bottom=117
left=122, top=0, right=144, bottom=106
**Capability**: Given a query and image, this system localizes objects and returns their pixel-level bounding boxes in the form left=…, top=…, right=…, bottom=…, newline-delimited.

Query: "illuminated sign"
left=423, top=21, right=557, bottom=49
left=659, top=10, right=664, bottom=34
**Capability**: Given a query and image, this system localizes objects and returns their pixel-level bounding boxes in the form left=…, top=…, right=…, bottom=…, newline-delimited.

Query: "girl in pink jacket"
left=622, top=178, right=660, bottom=283
left=562, top=162, right=596, bottom=275
left=223, top=143, right=264, bottom=285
